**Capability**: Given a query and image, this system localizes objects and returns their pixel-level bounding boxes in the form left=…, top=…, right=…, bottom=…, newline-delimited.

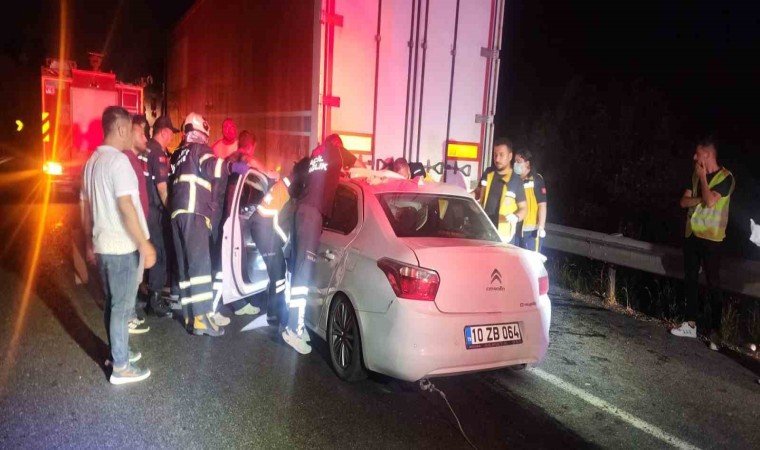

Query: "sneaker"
left=670, top=322, right=697, bottom=338
left=282, top=327, right=312, bottom=355
left=193, top=314, right=225, bottom=337
left=212, top=312, right=231, bottom=326
left=110, top=363, right=151, bottom=385
left=234, top=304, right=261, bottom=316
left=129, top=350, right=142, bottom=363
left=708, top=332, right=721, bottom=351
left=128, top=319, right=150, bottom=334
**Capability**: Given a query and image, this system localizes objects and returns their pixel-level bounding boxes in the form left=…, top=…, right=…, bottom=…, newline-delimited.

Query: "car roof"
left=344, top=177, right=473, bottom=198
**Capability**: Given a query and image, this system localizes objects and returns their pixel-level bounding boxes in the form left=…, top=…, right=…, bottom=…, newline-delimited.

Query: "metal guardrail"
left=544, top=223, right=760, bottom=299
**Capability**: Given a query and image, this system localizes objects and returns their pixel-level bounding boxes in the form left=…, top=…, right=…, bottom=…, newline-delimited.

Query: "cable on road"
left=419, top=378, right=477, bottom=450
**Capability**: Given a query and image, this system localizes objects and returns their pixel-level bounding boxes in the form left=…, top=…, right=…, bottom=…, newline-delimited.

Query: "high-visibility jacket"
left=169, top=142, right=230, bottom=226
left=481, top=170, right=519, bottom=240
left=521, top=173, right=545, bottom=233
left=256, top=178, right=291, bottom=244
left=685, top=167, right=734, bottom=242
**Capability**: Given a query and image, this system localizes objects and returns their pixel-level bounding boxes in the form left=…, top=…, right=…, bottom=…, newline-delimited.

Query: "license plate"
left=464, top=322, right=523, bottom=349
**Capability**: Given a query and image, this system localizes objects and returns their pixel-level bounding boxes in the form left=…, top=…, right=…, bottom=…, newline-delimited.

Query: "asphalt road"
left=0, top=201, right=758, bottom=449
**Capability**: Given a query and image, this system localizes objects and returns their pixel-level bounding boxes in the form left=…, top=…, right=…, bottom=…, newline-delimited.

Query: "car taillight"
left=538, top=275, right=549, bottom=296
left=377, top=258, right=440, bottom=301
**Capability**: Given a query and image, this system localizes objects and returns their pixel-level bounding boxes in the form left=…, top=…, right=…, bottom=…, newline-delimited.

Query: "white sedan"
left=224, top=170, right=551, bottom=382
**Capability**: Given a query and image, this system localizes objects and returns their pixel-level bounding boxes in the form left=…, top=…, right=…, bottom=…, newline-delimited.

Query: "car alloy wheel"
left=328, top=296, right=366, bottom=381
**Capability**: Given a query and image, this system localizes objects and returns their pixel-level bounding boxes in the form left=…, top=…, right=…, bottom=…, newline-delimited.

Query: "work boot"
left=193, top=314, right=225, bottom=337
left=148, top=291, right=172, bottom=318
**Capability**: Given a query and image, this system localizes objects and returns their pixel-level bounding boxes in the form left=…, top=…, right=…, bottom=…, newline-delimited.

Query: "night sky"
left=499, top=0, right=760, bottom=145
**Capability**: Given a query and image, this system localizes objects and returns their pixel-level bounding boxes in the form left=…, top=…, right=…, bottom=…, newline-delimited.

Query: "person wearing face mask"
left=514, top=149, right=547, bottom=252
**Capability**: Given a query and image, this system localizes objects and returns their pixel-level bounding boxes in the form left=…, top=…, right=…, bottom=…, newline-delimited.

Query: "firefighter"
left=514, top=149, right=547, bottom=252
left=140, top=116, right=179, bottom=317
left=169, top=112, right=248, bottom=336
left=476, top=137, right=527, bottom=244
left=283, top=135, right=360, bottom=354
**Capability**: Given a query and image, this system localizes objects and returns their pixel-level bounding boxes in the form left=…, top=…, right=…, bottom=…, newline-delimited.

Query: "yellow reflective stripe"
left=177, top=174, right=211, bottom=191
left=523, top=175, right=538, bottom=229
left=199, top=154, right=213, bottom=164
left=190, top=275, right=212, bottom=285
left=171, top=209, right=189, bottom=219
left=179, top=281, right=191, bottom=289
left=256, top=205, right=278, bottom=217
left=181, top=291, right=214, bottom=305
left=214, top=159, right=224, bottom=178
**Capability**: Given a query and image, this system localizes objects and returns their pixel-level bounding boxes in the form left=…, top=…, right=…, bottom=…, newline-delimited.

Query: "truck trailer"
left=169, top=0, right=504, bottom=188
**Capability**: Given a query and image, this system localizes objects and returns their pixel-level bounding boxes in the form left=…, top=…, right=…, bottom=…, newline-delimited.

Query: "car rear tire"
left=328, top=295, right=367, bottom=382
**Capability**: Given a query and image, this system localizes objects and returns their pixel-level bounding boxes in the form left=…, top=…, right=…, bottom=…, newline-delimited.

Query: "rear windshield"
left=376, top=193, right=501, bottom=242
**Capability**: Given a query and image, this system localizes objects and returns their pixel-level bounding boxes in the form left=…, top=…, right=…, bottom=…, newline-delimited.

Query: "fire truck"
left=41, top=53, right=144, bottom=196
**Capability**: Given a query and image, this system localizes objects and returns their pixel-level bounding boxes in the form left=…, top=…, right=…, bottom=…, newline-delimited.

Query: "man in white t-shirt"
left=81, top=106, right=156, bottom=385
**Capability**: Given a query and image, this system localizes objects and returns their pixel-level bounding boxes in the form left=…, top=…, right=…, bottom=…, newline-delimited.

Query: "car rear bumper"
left=358, top=294, right=551, bottom=382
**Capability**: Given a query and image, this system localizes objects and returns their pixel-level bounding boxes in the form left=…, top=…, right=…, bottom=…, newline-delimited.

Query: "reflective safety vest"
left=685, top=167, right=734, bottom=242
left=481, top=170, right=519, bottom=240
left=521, top=173, right=543, bottom=233
left=256, top=179, right=291, bottom=243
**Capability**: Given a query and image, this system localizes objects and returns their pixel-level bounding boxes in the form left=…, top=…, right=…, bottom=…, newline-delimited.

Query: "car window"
left=238, top=172, right=268, bottom=215
left=324, top=185, right=359, bottom=234
left=376, top=193, right=500, bottom=242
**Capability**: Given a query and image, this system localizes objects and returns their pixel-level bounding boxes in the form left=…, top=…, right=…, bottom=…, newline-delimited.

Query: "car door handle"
left=321, top=250, right=335, bottom=261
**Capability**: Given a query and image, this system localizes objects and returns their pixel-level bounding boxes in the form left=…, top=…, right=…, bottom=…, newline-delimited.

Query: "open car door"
left=221, top=170, right=273, bottom=304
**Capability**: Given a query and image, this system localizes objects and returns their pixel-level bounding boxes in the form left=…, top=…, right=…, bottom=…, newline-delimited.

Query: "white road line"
left=530, top=368, right=700, bottom=450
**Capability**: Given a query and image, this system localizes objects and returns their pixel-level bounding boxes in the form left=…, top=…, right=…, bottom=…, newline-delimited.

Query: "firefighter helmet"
left=183, top=112, right=210, bottom=137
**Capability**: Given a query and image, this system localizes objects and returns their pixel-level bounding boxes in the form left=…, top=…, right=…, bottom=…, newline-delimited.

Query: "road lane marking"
left=531, top=368, right=700, bottom=450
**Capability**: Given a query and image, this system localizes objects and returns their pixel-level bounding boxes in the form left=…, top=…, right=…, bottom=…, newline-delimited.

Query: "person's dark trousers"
left=172, top=213, right=215, bottom=320
left=521, top=229, right=543, bottom=253
left=146, top=208, right=168, bottom=294
left=683, top=235, right=724, bottom=334
left=97, top=251, right=139, bottom=368
left=287, top=203, right=323, bottom=332
left=209, top=180, right=226, bottom=274
left=250, top=213, right=287, bottom=324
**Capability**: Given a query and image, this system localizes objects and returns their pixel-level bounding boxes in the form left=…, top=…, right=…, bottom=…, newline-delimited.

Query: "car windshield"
left=376, top=193, right=501, bottom=242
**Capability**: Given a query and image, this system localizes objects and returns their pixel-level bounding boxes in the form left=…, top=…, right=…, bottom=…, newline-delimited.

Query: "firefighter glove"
left=230, top=161, right=249, bottom=176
